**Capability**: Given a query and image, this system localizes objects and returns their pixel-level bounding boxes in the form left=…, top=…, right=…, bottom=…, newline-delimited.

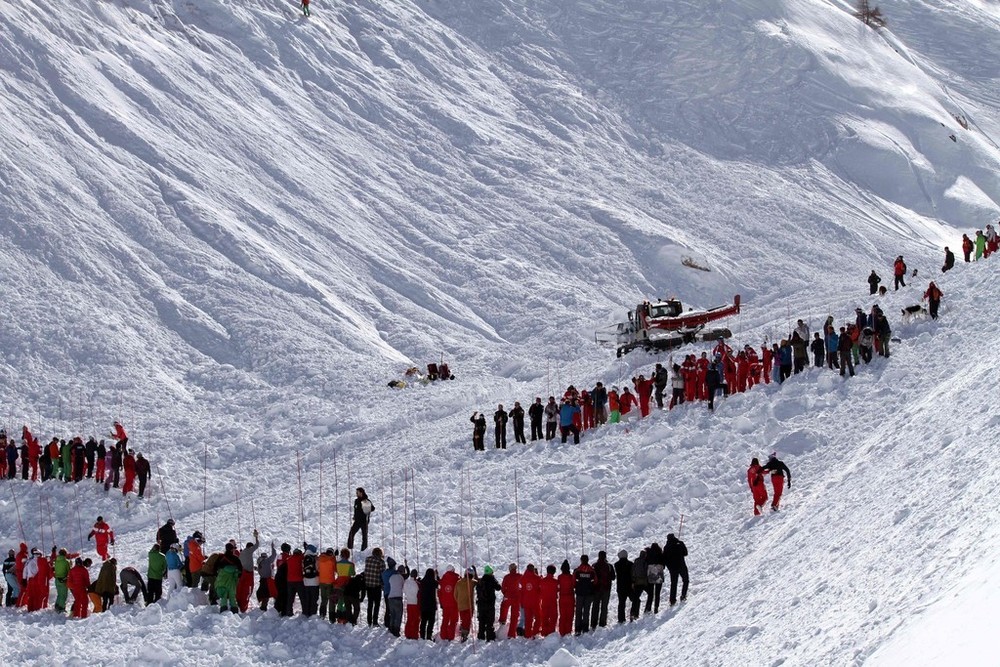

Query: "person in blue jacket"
left=824, top=325, right=840, bottom=370
left=559, top=399, right=581, bottom=444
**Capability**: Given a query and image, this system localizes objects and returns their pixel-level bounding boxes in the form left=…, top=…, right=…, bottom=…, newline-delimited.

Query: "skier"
left=762, top=453, right=792, bottom=511
left=924, top=281, right=943, bottom=319
left=509, top=401, right=526, bottom=444
left=347, top=487, right=374, bottom=552
left=470, top=412, right=486, bottom=451
left=493, top=404, right=508, bottom=449
left=893, top=256, right=907, bottom=290
left=747, top=458, right=768, bottom=516
left=663, top=533, right=689, bottom=606
left=867, top=270, right=881, bottom=295
left=87, top=517, right=115, bottom=562
left=941, top=247, right=955, bottom=273
left=528, top=397, right=544, bottom=441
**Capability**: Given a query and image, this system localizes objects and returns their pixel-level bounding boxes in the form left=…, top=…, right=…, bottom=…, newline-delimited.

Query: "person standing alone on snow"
left=867, top=270, right=881, bottom=295
left=924, top=281, right=943, bottom=319
left=301, top=0, right=310, bottom=17
left=893, top=256, right=907, bottom=290
left=348, top=488, right=374, bottom=552
left=762, top=453, right=791, bottom=511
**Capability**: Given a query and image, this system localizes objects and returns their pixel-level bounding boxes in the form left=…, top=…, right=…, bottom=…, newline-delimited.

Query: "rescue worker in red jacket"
left=499, top=563, right=521, bottom=638
left=695, top=352, right=710, bottom=399
left=68, top=557, right=93, bottom=618
left=25, top=548, right=52, bottom=611
left=747, top=458, right=768, bottom=516
left=27, top=432, right=39, bottom=482
left=618, top=388, right=637, bottom=419
left=580, top=390, right=594, bottom=430
left=893, top=256, right=907, bottom=290
left=121, top=450, right=137, bottom=496
left=681, top=355, right=698, bottom=402
left=632, top=375, right=653, bottom=418
left=735, top=350, right=750, bottom=393
left=88, top=517, right=115, bottom=561
left=520, top=564, right=542, bottom=638
left=746, top=346, right=761, bottom=387
left=437, top=565, right=460, bottom=640
left=962, top=234, right=974, bottom=262
left=539, top=564, right=559, bottom=636
left=923, top=281, right=943, bottom=320
left=111, top=421, right=128, bottom=448
left=761, top=345, right=773, bottom=385
left=15, top=543, right=29, bottom=607
left=557, top=560, right=575, bottom=636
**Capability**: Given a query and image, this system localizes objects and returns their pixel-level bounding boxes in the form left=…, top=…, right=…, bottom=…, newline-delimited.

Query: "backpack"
left=361, top=499, right=373, bottom=515
left=303, top=554, right=318, bottom=579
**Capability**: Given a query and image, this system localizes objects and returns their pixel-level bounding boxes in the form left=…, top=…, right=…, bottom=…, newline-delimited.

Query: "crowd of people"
left=1, top=422, right=153, bottom=498
left=1, top=508, right=690, bottom=644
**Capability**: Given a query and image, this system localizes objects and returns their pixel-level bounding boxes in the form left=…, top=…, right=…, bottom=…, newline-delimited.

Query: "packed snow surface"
left=0, top=0, right=998, bottom=664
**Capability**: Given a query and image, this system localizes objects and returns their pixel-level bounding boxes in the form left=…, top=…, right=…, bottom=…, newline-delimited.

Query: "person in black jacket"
left=156, top=519, right=178, bottom=549
left=663, top=534, right=688, bottom=606
left=653, top=364, right=669, bottom=409
left=705, top=361, right=722, bottom=411
left=590, top=550, right=616, bottom=628
left=476, top=565, right=501, bottom=640
left=810, top=332, right=824, bottom=368
left=470, top=412, right=486, bottom=451
left=85, top=437, right=97, bottom=478
left=613, top=550, right=633, bottom=623
left=762, top=454, right=792, bottom=511
left=493, top=405, right=508, bottom=449
left=347, top=487, right=374, bottom=551
left=527, top=398, right=544, bottom=441
left=591, top=383, right=608, bottom=425
left=135, top=454, right=151, bottom=498
left=867, top=270, right=881, bottom=295
left=509, top=402, right=526, bottom=445
left=941, top=246, right=955, bottom=273
left=417, top=569, right=438, bottom=639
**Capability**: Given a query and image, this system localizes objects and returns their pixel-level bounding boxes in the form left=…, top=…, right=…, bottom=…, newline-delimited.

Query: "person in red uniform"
left=121, top=450, right=136, bottom=496
left=722, top=351, right=737, bottom=393
left=712, top=340, right=732, bottom=358
left=761, top=345, right=773, bottom=385
left=695, top=353, right=710, bottom=400
left=68, top=557, right=92, bottom=618
left=681, top=356, right=697, bottom=403
left=111, top=421, right=128, bottom=448
left=499, top=563, right=521, bottom=638
left=26, top=548, right=52, bottom=611
left=747, top=458, right=768, bottom=516
left=735, top=351, right=749, bottom=393
left=15, top=543, right=29, bottom=607
left=437, top=565, right=460, bottom=640
left=762, top=454, right=792, bottom=511
left=539, top=564, right=558, bottom=636
left=520, top=564, right=542, bottom=638
left=26, top=431, right=39, bottom=482
left=557, top=560, right=575, bottom=636
left=746, top=346, right=761, bottom=388
left=632, top=375, right=653, bottom=418
left=88, top=517, right=115, bottom=561
left=618, top=388, right=637, bottom=420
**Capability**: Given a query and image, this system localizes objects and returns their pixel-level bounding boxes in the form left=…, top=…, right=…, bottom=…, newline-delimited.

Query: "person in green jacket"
left=60, top=440, right=71, bottom=482
left=53, top=549, right=75, bottom=613
left=214, top=543, right=243, bottom=613
left=148, top=544, right=167, bottom=603
left=975, top=230, right=986, bottom=260
left=94, top=558, right=118, bottom=611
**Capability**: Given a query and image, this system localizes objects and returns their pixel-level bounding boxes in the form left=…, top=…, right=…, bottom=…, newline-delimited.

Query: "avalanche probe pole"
left=678, top=513, right=685, bottom=539
left=203, top=441, right=208, bottom=535
left=514, top=469, right=521, bottom=567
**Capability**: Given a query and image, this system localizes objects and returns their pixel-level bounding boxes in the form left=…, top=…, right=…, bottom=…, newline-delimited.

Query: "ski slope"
left=0, top=0, right=998, bottom=664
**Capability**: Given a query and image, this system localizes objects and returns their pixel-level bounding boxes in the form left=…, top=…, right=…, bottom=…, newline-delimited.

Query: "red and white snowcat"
left=596, top=295, right=741, bottom=357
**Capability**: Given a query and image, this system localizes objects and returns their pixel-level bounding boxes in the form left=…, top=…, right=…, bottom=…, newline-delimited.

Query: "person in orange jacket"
left=556, top=560, right=575, bottom=636
left=539, top=564, right=558, bottom=636
left=68, top=557, right=93, bottom=618
left=186, top=531, right=206, bottom=588
left=520, top=564, right=542, bottom=638
left=893, top=256, right=907, bottom=290
left=437, top=565, right=460, bottom=641
left=748, top=458, right=768, bottom=516
left=317, top=547, right=337, bottom=618
left=499, top=563, right=521, bottom=638
left=87, top=517, right=115, bottom=561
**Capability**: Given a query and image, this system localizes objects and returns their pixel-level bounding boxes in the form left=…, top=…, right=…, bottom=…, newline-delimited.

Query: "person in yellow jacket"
left=455, top=567, right=478, bottom=642
left=318, top=548, right=337, bottom=618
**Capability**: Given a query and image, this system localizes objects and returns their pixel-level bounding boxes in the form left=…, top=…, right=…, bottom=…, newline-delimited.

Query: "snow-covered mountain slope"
left=0, top=0, right=998, bottom=664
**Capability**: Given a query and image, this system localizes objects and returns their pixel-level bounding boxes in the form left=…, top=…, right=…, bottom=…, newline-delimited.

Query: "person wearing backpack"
left=348, top=488, right=374, bottom=552
left=645, top=543, right=666, bottom=614
left=924, top=281, right=943, bottom=319
left=893, top=256, right=907, bottom=290
left=301, top=544, right=320, bottom=616
left=630, top=549, right=648, bottom=620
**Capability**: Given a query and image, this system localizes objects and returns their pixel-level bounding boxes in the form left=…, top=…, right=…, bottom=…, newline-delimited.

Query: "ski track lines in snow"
left=0, top=0, right=999, bottom=664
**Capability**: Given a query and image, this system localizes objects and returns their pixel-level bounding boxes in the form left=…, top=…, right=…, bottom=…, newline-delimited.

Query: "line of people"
left=0, top=422, right=153, bottom=498
left=2, top=513, right=689, bottom=645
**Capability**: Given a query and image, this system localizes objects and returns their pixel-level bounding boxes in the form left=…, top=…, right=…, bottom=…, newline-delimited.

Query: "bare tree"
left=855, top=0, right=887, bottom=28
